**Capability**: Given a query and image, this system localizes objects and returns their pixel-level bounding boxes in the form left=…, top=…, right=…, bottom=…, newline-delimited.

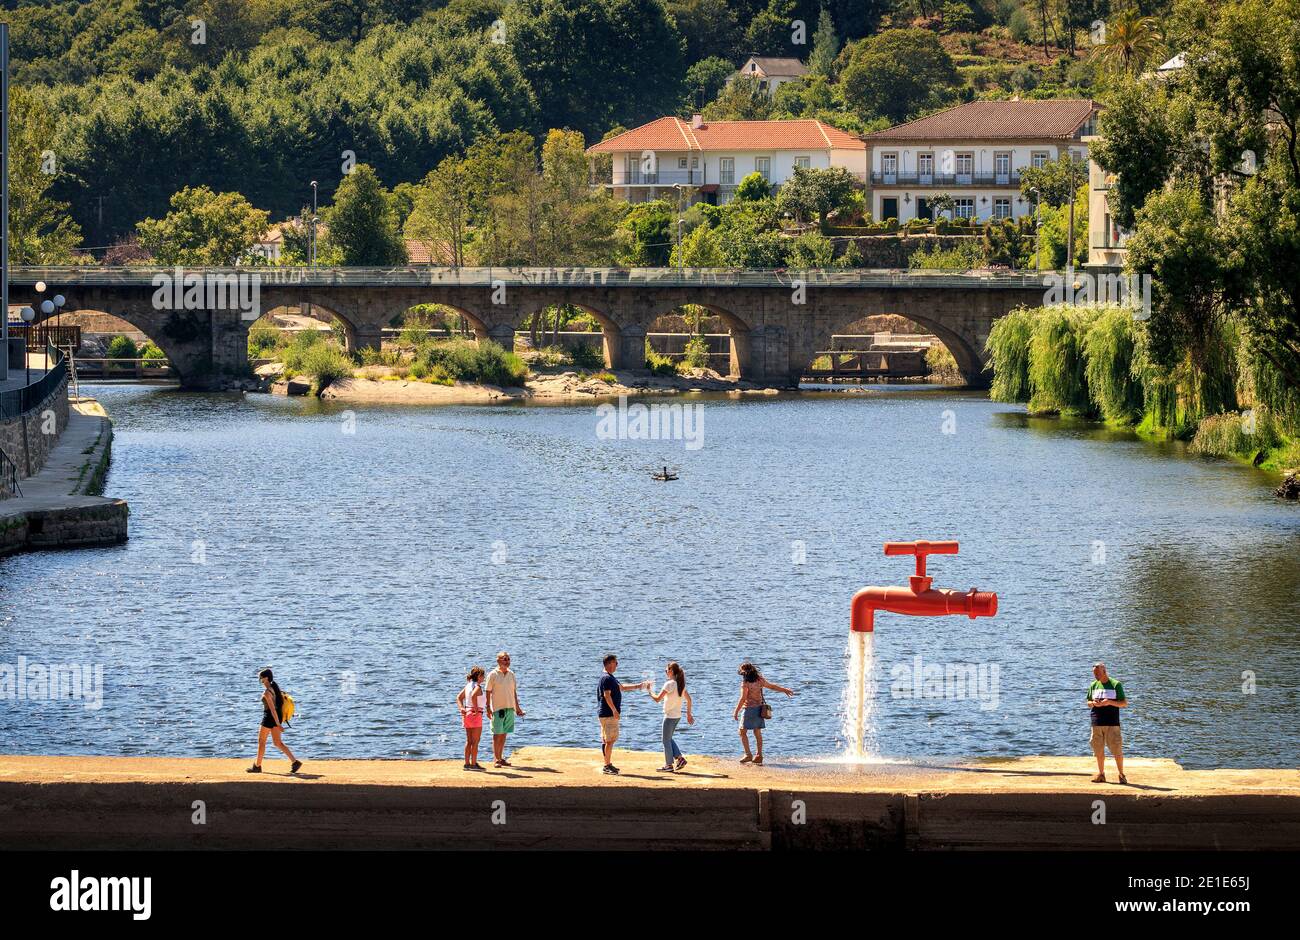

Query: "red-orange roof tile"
left=863, top=99, right=1098, bottom=141
left=588, top=118, right=865, bottom=153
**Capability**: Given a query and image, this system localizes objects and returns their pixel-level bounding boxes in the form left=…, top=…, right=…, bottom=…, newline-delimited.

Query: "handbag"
left=760, top=688, right=772, bottom=720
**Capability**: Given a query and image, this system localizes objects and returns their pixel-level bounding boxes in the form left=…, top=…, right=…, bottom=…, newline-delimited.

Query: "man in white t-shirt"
left=485, top=651, right=525, bottom=768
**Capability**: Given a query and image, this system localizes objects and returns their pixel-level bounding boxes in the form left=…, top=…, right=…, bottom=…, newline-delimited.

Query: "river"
left=2, top=384, right=1297, bottom=768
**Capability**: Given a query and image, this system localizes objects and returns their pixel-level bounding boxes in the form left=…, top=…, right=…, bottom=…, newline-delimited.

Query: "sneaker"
left=246, top=765, right=262, bottom=773
left=602, top=764, right=620, bottom=775
left=675, top=756, right=687, bottom=771
left=463, top=763, right=474, bottom=770
left=656, top=766, right=675, bottom=772
left=290, top=760, right=302, bottom=774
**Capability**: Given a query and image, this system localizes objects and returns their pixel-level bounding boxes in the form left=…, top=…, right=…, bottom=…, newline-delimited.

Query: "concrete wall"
left=0, top=373, right=70, bottom=486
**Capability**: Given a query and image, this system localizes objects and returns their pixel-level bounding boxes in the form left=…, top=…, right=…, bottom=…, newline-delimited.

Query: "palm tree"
left=1090, top=11, right=1163, bottom=76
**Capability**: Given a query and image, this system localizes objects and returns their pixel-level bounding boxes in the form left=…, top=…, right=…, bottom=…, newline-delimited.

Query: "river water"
left=2, top=384, right=1298, bottom=768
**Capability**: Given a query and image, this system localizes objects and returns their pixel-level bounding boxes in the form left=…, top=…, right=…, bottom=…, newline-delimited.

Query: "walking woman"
left=247, top=668, right=301, bottom=774
left=457, top=666, right=487, bottom=770
left=649, top=661, right=693, bottom=772
left=732, top=661, right=794, bottom=765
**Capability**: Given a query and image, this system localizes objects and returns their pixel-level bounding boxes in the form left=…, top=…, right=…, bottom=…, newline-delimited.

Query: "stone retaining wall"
left=0, top=374, right=70, bottom=487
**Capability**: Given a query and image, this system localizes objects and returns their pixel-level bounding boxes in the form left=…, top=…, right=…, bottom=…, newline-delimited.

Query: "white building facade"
left=863, top=99, right=1099, bottom=225
left=588, top=116, right=866, bottom=205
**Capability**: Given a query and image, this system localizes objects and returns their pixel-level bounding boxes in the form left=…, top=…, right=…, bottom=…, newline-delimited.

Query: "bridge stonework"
left=12, top=269, right=1051, bottom=389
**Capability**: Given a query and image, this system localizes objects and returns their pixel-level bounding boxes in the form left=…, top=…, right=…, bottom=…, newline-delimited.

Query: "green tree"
left=136, top=185, right=269, bottom=265
left=1089, top=10, right=1164, bottom=77
left=9, top=89, right=83, bottom=263
left=506, top=0, right=686, bottom=141
left=734, top=172, right=772, bottom=202
left=839, top=29, right=960, bottom=122
left=1020, top=155, right=1088, bottom=209
left=809, top=7, right=840, bottom=77
left=619, top=200, right=675, bottom=266
left=704, top=75, right=775, bottom=121
left=405, top=157, right=473, bottom=267
left=324, top=165, right=407, bottom=266
left=776, top=166, right=858, bottom=228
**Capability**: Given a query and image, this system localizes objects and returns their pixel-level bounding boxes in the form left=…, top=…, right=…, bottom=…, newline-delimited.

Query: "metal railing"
left=6, top=323, right=81, bottom=350
left=603, top=169, right=704, bottom=186
left=10, top=265, right=1062, bottom=290
left=0, top=342, right=67, bottom=420
left=0, top=446, right=20, bottom=499
left=870, top=171, right=1023, bottom=187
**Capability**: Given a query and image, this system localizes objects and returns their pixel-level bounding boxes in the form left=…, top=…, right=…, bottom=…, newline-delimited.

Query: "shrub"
left=925, top=343, right=960, bottom=381
left=570, top=341, right=605, bottom=370
left=298, top=343, right=354, bottom=394
left=106, top=335, right=138, bottom=359
left=414, top=339, right=527, bottom=387
left=278, top=329, right=326, bottom=375
left=645, top=346, right=677, bottom=376
left=1190, top=409, right=1282, bottom=459
left=683, top=335, right=712, bottom=370
left=247, top=319, right=283, bottom=358
left=139, top=341, right=166, bottom=361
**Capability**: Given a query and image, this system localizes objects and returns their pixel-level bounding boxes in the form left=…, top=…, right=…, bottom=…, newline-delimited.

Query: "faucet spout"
left=850, top=541, right=998, bottom=632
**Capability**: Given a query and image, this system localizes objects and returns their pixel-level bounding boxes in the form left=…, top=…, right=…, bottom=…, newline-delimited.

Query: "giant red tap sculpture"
left=851, top=540, right=997, bottom=632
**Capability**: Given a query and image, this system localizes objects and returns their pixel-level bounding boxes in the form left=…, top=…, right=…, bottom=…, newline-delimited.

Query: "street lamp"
left=19, top=305, right=33, bottom=384
left=310, top=181, right=318, bottom=268
left=1029, top=187, right=1042, bottom=272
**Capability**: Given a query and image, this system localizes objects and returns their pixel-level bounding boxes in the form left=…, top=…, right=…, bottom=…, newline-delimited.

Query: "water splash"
left=840, top=630, right=877, bottom=758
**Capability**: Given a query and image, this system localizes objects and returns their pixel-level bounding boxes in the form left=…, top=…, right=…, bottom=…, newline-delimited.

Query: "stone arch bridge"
left=12, top=267, right=1054, bottom=389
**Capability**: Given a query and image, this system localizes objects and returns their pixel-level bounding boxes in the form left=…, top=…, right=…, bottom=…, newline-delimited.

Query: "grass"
left=279, top=331, right=354, bottom=394
left=412, top=339, right=528, bottom=387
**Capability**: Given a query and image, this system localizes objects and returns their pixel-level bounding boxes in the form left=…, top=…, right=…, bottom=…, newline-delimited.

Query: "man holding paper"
left=1087, top=661, right=1128, bottom=784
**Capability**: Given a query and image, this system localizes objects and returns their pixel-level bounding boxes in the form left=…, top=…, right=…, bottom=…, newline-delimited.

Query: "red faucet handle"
left=884, top=540, right=959, bottom=581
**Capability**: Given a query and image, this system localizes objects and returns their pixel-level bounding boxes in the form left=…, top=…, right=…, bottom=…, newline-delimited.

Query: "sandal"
left=246, top=765, right=262, bottom=773
left=1118, top=774, right=1128, bottom=784
left=752, top=756, right=763, bottom=765
left=739, top=755, right=753, bottom=763
left=290, top=760, right=302, bottom=774
left=1091, top=773, right=1106, bottom=783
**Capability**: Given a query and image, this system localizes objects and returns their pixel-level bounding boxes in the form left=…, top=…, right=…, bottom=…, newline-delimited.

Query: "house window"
left=994, top=198, right=1012, bottom=219
left=720, top=157, right=735, bottom=185
left=691, top=157, right=699, bottom=168
left=918, top=153, right=934, bottom=181
left=994, top=152, right=1011, bottom=183
left=755, top=156, right=771, bottom=181
left=955, top=153, right=974, bottom=179
left=955, top=198, right=975, bottom=219
left=678, top=157, right=688, bottom=169
left=795, top=156, right=810, bottom=169
left=1031, top=151, right=1049, bottom=169
left=881, top=152, right=898, bottom=182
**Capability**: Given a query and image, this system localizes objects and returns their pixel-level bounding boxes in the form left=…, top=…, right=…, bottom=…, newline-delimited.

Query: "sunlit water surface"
left=2, top=384, right=1297, bottom=768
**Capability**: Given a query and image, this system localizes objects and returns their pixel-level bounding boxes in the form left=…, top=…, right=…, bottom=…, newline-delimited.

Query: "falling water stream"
left=841, top=630, right=877, bottom=758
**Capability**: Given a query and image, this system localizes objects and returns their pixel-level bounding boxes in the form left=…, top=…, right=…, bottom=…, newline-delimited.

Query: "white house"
left=862, top=99, right=1100, bottom=225
left=731, top=56, right=809, bottom=97
left=587, top=115, right=866, bottom=205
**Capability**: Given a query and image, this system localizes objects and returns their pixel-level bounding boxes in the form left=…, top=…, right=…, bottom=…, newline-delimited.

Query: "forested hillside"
left=1, top=0, right=1166, bottom=245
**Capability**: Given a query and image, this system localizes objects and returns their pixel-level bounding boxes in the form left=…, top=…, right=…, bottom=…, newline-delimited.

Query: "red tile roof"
left=588, top=117, right=865, bottom=153
left=863, top=99, right=1099, bottom=141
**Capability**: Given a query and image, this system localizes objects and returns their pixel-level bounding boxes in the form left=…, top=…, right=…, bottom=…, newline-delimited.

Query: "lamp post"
left=19, top=305, right=32, bottom=385
left=1030, top=187, right=1042, bottom=272
left=310, top=181, right=318, bottom=268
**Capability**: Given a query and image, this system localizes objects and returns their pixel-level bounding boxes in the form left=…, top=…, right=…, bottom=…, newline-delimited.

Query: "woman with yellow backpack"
left=247, top=668, right=302, bottom=774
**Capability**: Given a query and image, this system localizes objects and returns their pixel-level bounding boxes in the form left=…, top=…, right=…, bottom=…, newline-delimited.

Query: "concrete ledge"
left=0, top=399, right=128, bottom=557
left=1, top=751, right=1296, bottom=851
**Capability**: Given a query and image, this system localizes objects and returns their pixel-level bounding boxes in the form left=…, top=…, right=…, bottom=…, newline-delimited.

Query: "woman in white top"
left=649, top=661, right=694, bottom=772
left=456, top=666, right=487, bottom=770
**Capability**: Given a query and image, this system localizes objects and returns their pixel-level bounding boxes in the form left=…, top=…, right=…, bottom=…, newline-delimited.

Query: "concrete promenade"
left=1, top=749, right=1295, bottom=851
left=0, top=399, right=128, bottom=556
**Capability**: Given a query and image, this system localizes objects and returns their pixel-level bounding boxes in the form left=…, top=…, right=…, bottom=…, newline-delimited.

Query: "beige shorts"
left=1090, top=725, right=1123, bottom=757
left=599, top=716, right=620, bottom=744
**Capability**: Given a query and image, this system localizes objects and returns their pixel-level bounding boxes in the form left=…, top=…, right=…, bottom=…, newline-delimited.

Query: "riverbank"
left=0, top=399, right=128, bottom=557
left=275, top=367, right=789, bottom=404
left=1, top=749, right=1295, bottom=850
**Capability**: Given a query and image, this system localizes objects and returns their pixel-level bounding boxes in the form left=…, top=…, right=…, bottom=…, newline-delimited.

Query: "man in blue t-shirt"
left=598, top=654, right=648, bottom=775
left=1087, top=661, right=1128, bottom=784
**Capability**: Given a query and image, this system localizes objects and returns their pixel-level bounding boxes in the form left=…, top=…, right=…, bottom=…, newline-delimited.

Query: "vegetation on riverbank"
left=986, top=304, right=1300, bottom=474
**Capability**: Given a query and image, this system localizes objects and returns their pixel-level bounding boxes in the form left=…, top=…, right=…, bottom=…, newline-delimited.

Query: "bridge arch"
left=809, top=303, right=987, bottom=387
left=646, top=302, right=754, bottom=378
left=518, top=301, right=624, bottom=369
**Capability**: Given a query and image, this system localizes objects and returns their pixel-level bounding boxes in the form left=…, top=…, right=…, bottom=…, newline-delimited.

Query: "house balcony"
left=599, top=169, right=706, bottom=187
left=870, top=171, right=1023, bottom=187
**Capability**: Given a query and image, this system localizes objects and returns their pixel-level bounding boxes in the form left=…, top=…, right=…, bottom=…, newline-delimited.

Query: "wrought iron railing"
left=870, top=171, right=1023, bottom=187
left=0, top=446, right=20, bottom=499
left=0, top=342, right=68, bottom=420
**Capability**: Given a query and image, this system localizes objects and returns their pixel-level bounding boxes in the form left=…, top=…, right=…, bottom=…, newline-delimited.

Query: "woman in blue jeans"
left=649, top=661, right=693, bottom=772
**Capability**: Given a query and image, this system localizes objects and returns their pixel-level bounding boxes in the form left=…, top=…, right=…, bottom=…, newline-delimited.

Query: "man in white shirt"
left=485, top=651, right=525, bottom=768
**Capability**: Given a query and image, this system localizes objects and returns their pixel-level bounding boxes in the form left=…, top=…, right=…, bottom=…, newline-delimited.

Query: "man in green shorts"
left=485, top=651, right=525, bottom=769
left=1087, top=661, right=1127, bottom=784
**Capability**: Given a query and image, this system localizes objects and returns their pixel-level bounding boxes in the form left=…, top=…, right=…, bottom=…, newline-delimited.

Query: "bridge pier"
left=487, top=324, right=515, bottom=351
left=615, top=325, right=645, bottom=373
